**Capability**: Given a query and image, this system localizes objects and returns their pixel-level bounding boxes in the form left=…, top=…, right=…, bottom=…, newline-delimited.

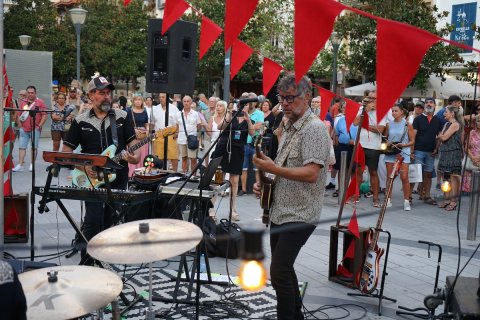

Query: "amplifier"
left=6, top=259, right=57, bottom=274
left=446, top=275, right=480, bottom=319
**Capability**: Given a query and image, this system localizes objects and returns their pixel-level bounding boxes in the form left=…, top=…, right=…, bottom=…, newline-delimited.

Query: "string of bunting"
left=141, top=0, right=480, bottom=123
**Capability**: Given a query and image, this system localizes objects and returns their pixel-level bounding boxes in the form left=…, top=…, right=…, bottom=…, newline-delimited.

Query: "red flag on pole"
left=162, top=0, right=190, bottom=35
left=356, top=142, right=365, bottom=171
left=345, top=175, right=359, bottom=203
left=347, top=209, right=360, bottom=239
left=230, top=40, right=254, bottom=80
left=343, top=240, right=356, bottom=260
left=199, top=17, right=223, bottom=60
left=262, top=58, right=283, bottom=96
left=224, top=0, right=259, bottom=51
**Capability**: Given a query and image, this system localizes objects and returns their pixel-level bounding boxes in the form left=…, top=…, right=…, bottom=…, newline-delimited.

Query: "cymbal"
left=87, top=218, right=202, bottom=264
left=19, top=265, right=122, bottom=320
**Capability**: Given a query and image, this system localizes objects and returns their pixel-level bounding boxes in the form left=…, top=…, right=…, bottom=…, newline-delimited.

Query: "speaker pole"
left=162, top=93, right=169, bottom=170
left=223, top=48, right=231, bottom=101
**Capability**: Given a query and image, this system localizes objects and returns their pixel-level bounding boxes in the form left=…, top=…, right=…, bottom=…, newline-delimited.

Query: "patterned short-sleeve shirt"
left=270, top=109, right=330, bottom=225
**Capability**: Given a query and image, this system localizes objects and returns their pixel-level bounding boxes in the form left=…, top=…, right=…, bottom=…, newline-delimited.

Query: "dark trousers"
left=270, top=222, right=316, bottom=320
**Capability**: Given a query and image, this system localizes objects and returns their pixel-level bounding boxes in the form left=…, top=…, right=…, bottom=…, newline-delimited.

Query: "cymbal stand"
left=396, top=241, right=443, bottom=319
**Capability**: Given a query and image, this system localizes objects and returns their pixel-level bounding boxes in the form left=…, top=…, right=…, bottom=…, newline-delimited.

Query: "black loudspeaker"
left=146, top=19, right=198, bottom=94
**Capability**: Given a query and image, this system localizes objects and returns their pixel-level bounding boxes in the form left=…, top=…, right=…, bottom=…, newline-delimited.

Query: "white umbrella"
left=344, top=75, right=479, bottom=100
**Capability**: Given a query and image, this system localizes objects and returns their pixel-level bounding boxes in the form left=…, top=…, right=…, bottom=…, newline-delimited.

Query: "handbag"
left=131, top=108, right=148, bottom=140
left=464, top=155, right=480, bottom=171
left=181, top=113, right=199, bottom=150
left=408, top=163, right=423, bottom=183
left=383, top=122, right=408, bottom=156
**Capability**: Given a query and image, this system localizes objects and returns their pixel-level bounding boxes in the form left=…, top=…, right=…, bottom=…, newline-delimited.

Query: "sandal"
left=365, top=191, right=373, bottom=198
left=445, top=202, right=457, bottom=211
left=373, top=200, right=381, bottom=208
left=332, top=190, right=339, bottom=197
left=438, top=201, right=451, bottom=208
left=424, top=197, right=437, bottom=205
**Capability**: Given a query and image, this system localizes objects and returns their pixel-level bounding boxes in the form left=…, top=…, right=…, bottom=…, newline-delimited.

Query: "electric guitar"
left=358, top=154, right=403, bottom=293
left=72, top=126, right=177, bottom=188
left=254, top=133, right=274, bottom=226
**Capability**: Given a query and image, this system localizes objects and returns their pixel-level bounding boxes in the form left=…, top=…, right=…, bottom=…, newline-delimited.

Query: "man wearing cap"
left=62, top=75, right=140, bottom=263
left=436, top=95, right=461, bottom=126
left=412, top=97, right=442, bottom=204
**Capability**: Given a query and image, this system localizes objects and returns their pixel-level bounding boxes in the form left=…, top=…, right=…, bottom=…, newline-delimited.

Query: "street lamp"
left=69, top=7, right=88, bottom=83
left=18, top=35, right=32, bottom=50
left=330, top=31, right=341, bottom=94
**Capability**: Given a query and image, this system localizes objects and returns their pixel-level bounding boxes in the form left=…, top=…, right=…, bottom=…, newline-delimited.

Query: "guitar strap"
left=109, top=111, right=119, bottom=147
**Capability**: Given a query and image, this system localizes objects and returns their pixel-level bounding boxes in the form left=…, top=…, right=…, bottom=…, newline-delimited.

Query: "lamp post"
left=330, top=31, right=341, bottom=94
left=69, top=7, right=88, bottom=83
left=18, top=35, right=32, bottom=50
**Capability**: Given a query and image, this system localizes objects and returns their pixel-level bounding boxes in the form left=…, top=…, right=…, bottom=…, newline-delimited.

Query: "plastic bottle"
left=199, top=254, right=206, bottom=273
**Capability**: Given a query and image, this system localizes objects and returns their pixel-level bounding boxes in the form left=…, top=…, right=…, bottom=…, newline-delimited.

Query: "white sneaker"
left=12, top=164, right=24, bottom=172
left=404, top=200, right=411, bottom=211
left=386, top=198, right=392, bottom=208
left=29, top=164, right=33, bottom=172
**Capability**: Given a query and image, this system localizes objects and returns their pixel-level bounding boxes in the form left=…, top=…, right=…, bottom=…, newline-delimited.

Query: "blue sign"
left=450, top=2, right=477, bottom=53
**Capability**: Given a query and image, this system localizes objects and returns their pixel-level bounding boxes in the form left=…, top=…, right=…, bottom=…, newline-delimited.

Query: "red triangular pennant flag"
left=356, top=142, right=365, bottom=171
left=294, top=0, right=345, bottom=82
left=123, top=0, right=131, bottom=7
left=376, top=18, right=440, bottom=123
left=230, top=40, right=254, bottom=80
left=337, top=264, right=353, bottom=278
left=224, top=0, right=259, bottom=51
left=343, top=240, right=356, bottom=260
left=199, top=17, right=223, bottom=60
left=4, top=177, right=12, bottom=196
left=162, top=0, right=190, bottom=35
left=263, top=58, right=283, bottom=96
left=316, top=86, right=335, bottom=121
left=345, top=98, right=360, bottom=130
left=345, top=174, right=359, bottom=203
left=348, top=209, right=360, bottom=239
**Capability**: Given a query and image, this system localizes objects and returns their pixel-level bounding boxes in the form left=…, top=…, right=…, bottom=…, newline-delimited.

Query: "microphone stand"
left=164, top=106, right=244, bottom=320
left=5, top=107, right=56, bottom=261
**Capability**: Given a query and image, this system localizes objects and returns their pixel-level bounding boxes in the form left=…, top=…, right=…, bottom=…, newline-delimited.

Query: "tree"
left=336, top=0, right=462, bottom=90
left=4, top=0, right=76, bottom=84
left=184, top=0, right=293, bottom=94
left=4, top=0, right=149, bottom=86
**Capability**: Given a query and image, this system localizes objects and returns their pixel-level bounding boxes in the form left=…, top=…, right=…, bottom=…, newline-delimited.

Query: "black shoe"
left=326, top=182, right=336, bottom=190
left=238, top=190, right=245, bottom=196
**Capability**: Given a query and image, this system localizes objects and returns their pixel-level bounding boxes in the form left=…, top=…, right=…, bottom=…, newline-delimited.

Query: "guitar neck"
left=367, top=158, right=402, bottom=251
left=112, top=135, right=153, bottom=163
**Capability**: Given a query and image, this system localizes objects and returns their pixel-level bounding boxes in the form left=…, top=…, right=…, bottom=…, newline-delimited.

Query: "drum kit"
left=18, top=219, right=203, bottom=320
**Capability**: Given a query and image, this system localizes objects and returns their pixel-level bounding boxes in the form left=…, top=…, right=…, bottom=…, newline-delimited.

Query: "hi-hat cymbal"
left=19, top=265, right=122, bottom=320
left=87, top=218, right=202, bottom=264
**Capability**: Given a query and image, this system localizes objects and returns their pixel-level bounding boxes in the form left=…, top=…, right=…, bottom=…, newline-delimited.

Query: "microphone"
left=234, top=95, right=266, bottom=105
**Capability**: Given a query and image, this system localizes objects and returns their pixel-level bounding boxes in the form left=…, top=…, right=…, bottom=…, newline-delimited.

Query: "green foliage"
left=186, top=0, right=293, bottom=94
left=5, top=0, right=148, bottom=86
left=336, top=0, right=461, bottom=90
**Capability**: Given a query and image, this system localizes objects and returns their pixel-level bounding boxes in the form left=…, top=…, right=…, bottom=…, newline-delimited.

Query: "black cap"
left=87, top=76, right=115, bottom=92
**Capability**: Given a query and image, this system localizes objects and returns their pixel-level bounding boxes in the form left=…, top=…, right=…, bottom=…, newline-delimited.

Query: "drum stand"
left=396, top=241, right=443, bottom=319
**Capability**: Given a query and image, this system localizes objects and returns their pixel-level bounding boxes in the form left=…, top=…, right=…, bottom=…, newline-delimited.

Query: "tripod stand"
left=396, top=241, right=443, bottom=319
left=5, top=106, right=55, bottom=261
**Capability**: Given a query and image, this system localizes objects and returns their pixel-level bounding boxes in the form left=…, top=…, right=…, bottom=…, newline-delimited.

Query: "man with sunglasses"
left=253, top=73, right=330, bottom=320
